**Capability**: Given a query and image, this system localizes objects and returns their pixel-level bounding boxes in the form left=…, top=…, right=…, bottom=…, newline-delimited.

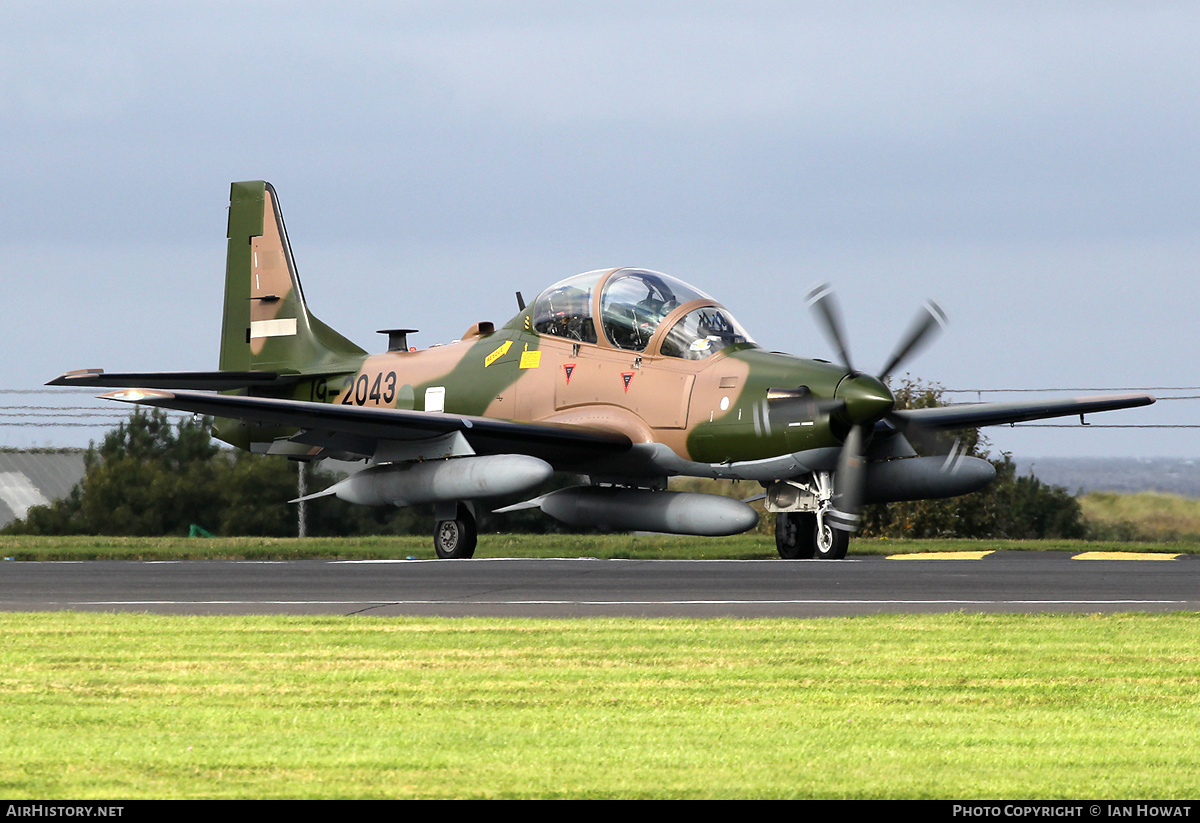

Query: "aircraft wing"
left=99, top=389, right=633, bottom=464
left=891, top=393, right=1155, bottom=431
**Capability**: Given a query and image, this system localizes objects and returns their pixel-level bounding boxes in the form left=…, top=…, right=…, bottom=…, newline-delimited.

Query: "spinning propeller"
left=804, top=283, right=948, bottom=531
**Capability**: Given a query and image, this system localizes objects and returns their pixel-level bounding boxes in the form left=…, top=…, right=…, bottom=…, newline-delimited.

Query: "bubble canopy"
left=530, top=268, right=755, bottom=359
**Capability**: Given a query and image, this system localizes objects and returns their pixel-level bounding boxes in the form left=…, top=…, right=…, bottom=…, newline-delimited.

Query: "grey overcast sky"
left=3, top=1, right=1197, bottom=457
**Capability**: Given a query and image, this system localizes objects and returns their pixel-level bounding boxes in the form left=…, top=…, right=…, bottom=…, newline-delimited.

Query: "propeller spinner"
left=804, top=283, right=947, bottom=531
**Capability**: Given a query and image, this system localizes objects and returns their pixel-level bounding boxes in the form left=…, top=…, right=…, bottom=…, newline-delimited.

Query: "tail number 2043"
left=310, top=372, right=399, bottom=405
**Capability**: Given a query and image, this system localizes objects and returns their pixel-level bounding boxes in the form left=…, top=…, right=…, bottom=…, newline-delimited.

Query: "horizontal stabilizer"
left=47, top=369, right=291, bottom=390
left=99, top=388, right=633, bottom=464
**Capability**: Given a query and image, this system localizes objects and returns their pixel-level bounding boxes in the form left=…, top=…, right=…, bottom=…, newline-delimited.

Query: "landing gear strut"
left=775, top=512, right=848, bottom=560
left=434, top=502, right=477, bottom=559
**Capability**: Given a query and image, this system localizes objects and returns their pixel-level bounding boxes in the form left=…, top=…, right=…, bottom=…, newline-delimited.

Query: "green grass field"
left=2, top=532, right=1198, bottom=560
left=4, top=487, right=1199, bottom=560
left=3, top=525, right=1199, bottom=798
left=1081, top=491, right=1200, bottom=542
left=2, top=611, right=1199, bottom=799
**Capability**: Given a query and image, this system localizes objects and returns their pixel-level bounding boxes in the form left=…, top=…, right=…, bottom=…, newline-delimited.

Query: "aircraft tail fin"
left=220, top=181, right=366, bottom=375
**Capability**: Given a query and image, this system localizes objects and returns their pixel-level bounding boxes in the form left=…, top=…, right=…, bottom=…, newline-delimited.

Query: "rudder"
left=220, top=181, right=365, bottom=375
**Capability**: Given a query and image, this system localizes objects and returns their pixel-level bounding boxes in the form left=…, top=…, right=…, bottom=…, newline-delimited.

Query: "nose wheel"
left=775, top=512, right=848, bottom=560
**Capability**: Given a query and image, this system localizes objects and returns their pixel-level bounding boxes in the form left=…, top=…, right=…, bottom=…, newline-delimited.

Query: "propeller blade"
left=801, top=284, right=951, bottom=535
left=883, top=410, right=959, bottom=459
left=827, top=424, right=867, bottom=532
left=805, top=282, right=855, bottom=372
left=878, top=300, right=947, bottom=381
left=941, top=436, right=966, bottom=472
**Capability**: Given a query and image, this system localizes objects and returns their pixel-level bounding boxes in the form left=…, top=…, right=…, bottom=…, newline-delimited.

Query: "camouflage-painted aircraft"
left=51, top=181, right=1154, bottom=559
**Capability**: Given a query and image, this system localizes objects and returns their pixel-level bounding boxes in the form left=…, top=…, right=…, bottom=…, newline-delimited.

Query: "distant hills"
left=1013, top=457, right=1200, bottom=497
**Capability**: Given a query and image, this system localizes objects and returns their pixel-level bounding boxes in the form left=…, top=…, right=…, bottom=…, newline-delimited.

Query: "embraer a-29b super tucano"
left=51, top=181, right=1154, bottom=559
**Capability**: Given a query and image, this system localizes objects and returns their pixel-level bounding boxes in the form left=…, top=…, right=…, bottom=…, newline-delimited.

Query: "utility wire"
left=1008, top=424, right=1200, bottom=429
left=0, top=422, right=147, bottom=428
left=0, top=405, right=142, bottom=411
left=944, top=386, right=1200, bottom=393
left=4, top=388, right=1200, bottom=433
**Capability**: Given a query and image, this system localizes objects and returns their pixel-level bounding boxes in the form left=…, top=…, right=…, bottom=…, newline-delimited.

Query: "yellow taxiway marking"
left=887, top=551, right=995, bottom=560
left=1072, top=552, right=1181, bottom=561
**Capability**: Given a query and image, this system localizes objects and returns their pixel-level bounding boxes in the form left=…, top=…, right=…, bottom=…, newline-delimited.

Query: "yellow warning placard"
left=519, top=350, right=542, bottom=369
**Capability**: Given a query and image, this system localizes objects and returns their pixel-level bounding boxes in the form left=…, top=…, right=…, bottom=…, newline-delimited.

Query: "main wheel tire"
left=813, top=516, right=849, bottom=560
left=434, top=503, right=477, bottom=559
left=775, top=512, right=815, bottom=559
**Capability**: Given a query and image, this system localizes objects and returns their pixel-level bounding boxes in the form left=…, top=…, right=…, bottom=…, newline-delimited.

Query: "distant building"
left=0, top=451, right=86, bottom=530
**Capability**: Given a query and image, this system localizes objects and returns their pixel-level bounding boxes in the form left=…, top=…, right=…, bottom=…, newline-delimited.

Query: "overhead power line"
left=0, top=411, right=153, bottom=419
left=945, top=386, right=1200, bottom=394
left=2, top=423, right=189, bottom=430
left=0, top=405, right=139, bottom=411
left=1009, top=424, right=1200, bottom=429
left=3, top=389, right=1200, bottom=435
left=0, top=401, right=192, bottom=429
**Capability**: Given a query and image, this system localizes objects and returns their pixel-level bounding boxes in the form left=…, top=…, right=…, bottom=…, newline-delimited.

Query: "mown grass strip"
left=2, top=534, right=1198, bottom=561
left=1, top=612, right=1199, bottom=798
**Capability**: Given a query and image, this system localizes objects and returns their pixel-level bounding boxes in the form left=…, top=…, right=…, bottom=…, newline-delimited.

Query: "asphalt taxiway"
left=1, top=552, right=1197, bottom=617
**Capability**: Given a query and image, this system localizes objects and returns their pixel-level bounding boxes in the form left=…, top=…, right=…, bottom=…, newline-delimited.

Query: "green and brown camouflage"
left=49, top=180, right=1156, bottom=558
left=211, top=183, right=847, bottom=465
left=222, top=182, right=366, bottom=374
left=210, top=183, right=839, bottom=464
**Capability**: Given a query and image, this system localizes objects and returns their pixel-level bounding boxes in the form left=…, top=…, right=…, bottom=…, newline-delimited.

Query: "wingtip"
left=1099, top=392, right=1156, bottom=408
left=46, top=369, right=104, bottom=386
left=100, top=389, right=176, bottom=403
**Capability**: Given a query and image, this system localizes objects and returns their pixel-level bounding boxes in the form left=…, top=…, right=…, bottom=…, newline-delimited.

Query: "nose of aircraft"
left=836, top=372, right=895, bottom=425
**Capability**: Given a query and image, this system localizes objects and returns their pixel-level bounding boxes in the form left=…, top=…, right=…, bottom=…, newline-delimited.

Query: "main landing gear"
left=434, top=502, right=477, bottom=559
left=774, top=511, right=848, bottom=560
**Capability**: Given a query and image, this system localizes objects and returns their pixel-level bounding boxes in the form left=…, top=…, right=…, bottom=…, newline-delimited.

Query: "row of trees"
left=4, top=385, right=1087, bottom=539
left=4, top=409, right=423, bottom=536
left=4, top=408, right=565, bottom=537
